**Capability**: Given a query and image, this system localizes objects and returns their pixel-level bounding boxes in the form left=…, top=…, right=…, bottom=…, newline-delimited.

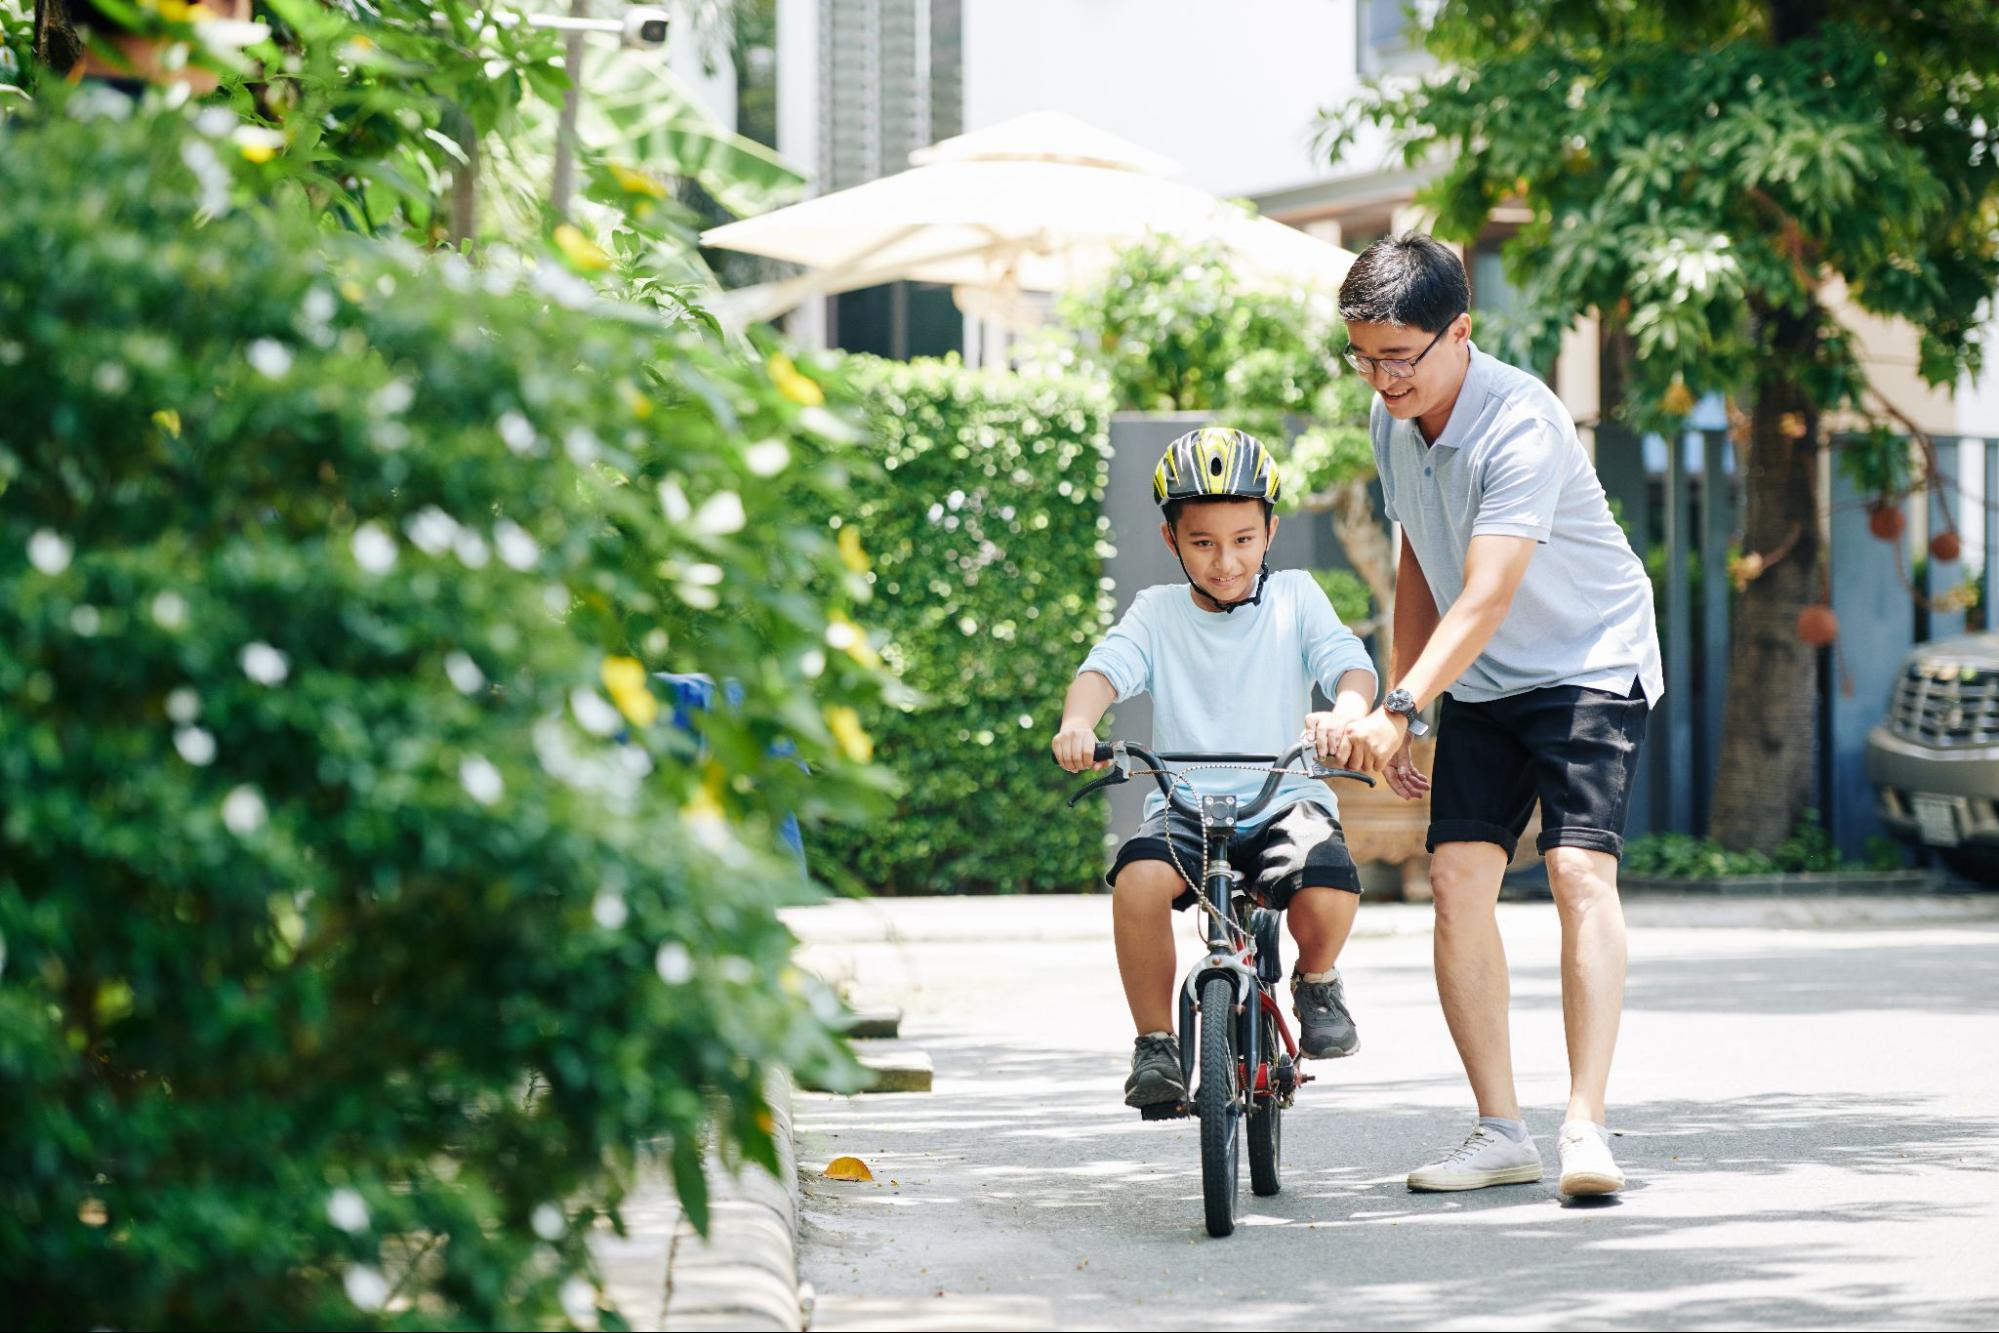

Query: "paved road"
left=784, top=895, right=1999, bottom=1331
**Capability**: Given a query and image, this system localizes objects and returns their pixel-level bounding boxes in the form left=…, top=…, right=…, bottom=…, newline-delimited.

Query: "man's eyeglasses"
left=1341, top=321, right=1455, bottom=380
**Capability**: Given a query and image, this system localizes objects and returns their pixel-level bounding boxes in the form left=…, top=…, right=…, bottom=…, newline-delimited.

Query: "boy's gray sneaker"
left=1123, top=1033, right=1187, bottom=1108
left=1292, top=969, right=1360, bottom=1058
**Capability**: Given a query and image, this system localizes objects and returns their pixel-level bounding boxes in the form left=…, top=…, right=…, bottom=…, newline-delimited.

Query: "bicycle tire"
left=1197, top=974, right=1241, bottom=1238
left=1247, top=1005, right=1282, bottom=1197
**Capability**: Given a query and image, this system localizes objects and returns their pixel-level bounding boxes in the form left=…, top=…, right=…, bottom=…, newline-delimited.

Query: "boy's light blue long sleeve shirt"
left=1078, top=569, right=1378, bottom=827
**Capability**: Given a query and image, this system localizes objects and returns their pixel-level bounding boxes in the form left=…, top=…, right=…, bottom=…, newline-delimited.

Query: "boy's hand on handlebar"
left=1052, top=722, right=1110, bottom=773
left=1304, top=700, right=1365, bottom=767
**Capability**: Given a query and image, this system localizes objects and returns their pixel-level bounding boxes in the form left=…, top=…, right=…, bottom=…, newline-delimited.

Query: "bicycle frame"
left=1174, top=795, right=1264, bottom=1101
left=1061, top=737, right=1370, bottom=1109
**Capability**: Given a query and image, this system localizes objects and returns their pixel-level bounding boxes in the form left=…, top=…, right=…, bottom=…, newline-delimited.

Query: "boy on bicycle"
left=1051, top=427, right=1379, bottom=1112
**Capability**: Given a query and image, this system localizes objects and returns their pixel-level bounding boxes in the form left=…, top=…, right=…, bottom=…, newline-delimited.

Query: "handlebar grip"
left=1051, top=741, right=1119, bottom=769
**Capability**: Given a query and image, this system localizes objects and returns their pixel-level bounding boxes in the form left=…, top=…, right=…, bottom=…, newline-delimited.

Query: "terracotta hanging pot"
left=1867, top=500, right=1905, bottom=542
left=1797, top=604, right=1839, bottom=647
left=1931, top=530, right=1962, bottom=563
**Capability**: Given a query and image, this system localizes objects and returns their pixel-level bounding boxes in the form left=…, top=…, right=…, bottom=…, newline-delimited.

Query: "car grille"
left=1890, top=662, right=1999, bottom=745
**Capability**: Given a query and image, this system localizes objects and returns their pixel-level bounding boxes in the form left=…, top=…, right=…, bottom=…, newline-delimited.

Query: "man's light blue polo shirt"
left=1078, top=569, right=1377, bottom=826
left=1372, top=343, right=1664, bottom=707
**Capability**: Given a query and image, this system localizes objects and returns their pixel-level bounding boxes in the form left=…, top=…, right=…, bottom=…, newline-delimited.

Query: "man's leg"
left=1522, top=684, right=1646, bottom=1195
left=1407, top=836, right=1543, bottom=1190
left=1429, top=839, right=1519, bottom=1119
left=1544, top=846, right=1625, bottom=1126
left=1111, top=858, right=1185, bottom=1036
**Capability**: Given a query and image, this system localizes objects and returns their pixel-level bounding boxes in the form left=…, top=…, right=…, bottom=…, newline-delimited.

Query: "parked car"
left=1865, top=633, right=1999, bottom=883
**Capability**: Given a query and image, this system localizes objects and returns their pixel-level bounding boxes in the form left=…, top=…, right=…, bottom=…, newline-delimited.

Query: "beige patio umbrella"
left=700, top=111, right=1355, bottom=327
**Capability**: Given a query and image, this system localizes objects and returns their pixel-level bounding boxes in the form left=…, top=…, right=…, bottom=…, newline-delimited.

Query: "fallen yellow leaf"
left=823, top=1155, right=874, bottom=1182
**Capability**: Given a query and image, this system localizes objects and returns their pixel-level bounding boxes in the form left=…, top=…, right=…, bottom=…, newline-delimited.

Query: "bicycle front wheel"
left=1196, top=974, right=1241, bottom=1237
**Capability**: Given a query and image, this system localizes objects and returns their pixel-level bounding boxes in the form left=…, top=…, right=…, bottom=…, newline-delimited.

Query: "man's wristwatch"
left=1383, top=686, right=1430, bottom=737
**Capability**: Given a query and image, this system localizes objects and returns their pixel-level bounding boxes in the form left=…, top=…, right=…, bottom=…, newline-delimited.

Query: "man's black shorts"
left=1428, top=682, right=1650, bottom=860
left=1107, top=800, right=1362, bottom=911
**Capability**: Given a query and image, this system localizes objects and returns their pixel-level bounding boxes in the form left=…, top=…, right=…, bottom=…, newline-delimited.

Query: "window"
left=1469, top=235, right=1553, bottom=383
left=1358, top=0, right=1437, bottom=76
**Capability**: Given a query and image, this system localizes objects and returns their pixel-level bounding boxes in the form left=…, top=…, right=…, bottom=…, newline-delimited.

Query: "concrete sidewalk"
left=784, top=893, right=1999, bottom=1330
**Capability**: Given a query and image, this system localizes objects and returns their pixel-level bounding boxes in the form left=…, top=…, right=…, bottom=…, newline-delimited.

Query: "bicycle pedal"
left=1138, top=1101, right=1189, bottom=1121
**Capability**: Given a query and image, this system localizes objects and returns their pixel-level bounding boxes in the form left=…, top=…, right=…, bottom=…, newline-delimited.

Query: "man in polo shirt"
left=1333, top=233, right=1662, bottom=1198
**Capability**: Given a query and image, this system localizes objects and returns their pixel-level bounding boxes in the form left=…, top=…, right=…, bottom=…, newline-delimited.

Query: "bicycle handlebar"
left=1062, top=738, right=1375, bottom=819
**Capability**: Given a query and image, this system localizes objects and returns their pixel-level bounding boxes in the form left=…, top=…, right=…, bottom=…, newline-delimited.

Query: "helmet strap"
left=1174, top=554, right=1272, bottom=614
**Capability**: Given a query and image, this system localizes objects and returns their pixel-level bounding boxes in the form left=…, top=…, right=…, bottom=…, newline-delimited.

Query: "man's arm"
left=1052, top=670, right=1118, bottom=772
left=1389, top=533, right=1442, bottom=686
left=1393, top=534, right=1537, bottom=709
left=1347, top=533, right=1538, bottom=778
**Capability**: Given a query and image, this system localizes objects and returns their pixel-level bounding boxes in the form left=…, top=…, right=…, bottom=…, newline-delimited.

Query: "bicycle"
left=1062, top=736, right=1374, bottom=1238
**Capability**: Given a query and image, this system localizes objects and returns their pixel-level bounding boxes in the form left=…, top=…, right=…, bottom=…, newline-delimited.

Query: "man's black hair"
left=1337, top=232, right=1470, bottom=333
left=1161, top=495, right=1275, bottom=533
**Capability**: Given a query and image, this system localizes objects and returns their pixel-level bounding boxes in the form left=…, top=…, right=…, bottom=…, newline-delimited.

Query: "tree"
left=1326, top=0, right=1999, bottom=849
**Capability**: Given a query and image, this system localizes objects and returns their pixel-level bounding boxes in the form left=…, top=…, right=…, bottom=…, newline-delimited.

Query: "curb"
left=665, top=1068, right=803, bottom=1331
left=593, top=1069, right=804, bottom=1331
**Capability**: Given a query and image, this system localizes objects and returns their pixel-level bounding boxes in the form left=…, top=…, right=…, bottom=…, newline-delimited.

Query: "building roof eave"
left=1250, top=160, right=1453, bottom=224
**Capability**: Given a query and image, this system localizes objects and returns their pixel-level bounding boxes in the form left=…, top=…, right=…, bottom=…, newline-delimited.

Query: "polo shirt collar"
left=1414, top=340, right=1488, bottom=454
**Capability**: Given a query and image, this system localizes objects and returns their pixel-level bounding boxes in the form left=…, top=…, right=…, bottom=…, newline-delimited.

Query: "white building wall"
left=960, top=0, right=1359, bottom=198
left=776, top=0, right=821, bottom=183
left=666, top=0, right=739, bottom=133
left=1960, top=311, right=1999, bottom=441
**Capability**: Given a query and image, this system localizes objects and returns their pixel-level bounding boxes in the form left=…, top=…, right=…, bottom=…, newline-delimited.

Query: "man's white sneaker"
left=1557, top=1121, right=1625, bottom=1196
left=1406, top=1124, right=1543, bottom=1192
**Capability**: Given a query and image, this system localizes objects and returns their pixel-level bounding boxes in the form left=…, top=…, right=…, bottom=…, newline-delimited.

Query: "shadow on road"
left=1495, top=929, right=1999, bottom=1017
left=800, top=915, right=1999, bottom=1331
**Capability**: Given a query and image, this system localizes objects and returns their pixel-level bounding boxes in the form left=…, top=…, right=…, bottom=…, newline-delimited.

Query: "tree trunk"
left=1708, top=307, right=1823, bottom=850
left=1329, top=478, right=1396, bottom=635
left=33, top=0, right=83, bottom=72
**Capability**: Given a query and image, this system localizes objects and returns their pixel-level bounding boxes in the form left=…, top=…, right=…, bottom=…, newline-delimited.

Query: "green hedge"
left=0, top=102, right=883, bottom=1329
left=812, top=358, right=1113, bottom=894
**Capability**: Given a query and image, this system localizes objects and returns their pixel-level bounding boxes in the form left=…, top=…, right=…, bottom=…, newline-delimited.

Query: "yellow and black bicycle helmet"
left=1152, top=426, right=1283, bottom=509
left=1152, top=427, right=1281, bottom=613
